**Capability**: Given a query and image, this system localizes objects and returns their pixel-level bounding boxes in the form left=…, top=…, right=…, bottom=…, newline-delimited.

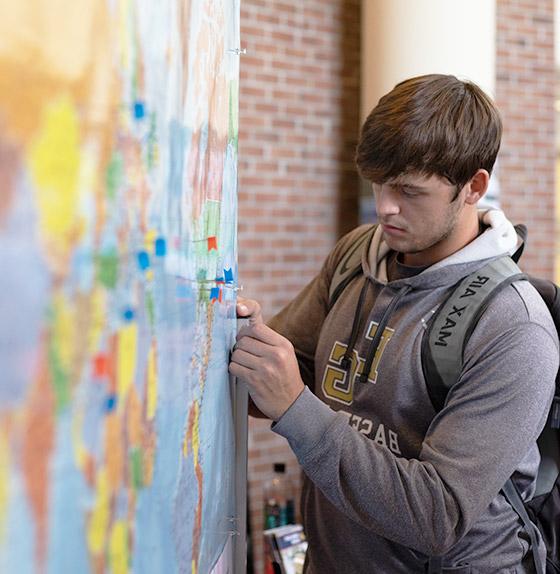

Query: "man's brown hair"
left=355, top=74, right=502, bottom=192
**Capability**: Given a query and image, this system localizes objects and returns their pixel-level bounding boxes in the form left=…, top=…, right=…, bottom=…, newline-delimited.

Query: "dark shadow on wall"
left=336, top=0, right=362, bottom=239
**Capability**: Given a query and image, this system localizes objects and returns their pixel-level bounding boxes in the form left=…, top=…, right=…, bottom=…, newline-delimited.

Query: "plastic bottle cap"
left=273, top=462, right=286, bottom=473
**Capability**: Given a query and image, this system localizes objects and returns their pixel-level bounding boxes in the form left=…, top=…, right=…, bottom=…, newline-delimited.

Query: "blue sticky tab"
left=137, top=251, right=150, bottom=270
left=133, top=101, right=146, bottom=120
left=105, top=395, right=117, bottom=412
left=210, top=287, right=220, bottom=301
left=123, top=308, right=135, bottom=322
left=224, top=268, right=234, bottom=284
left=155, top=237, right=167, bottom=257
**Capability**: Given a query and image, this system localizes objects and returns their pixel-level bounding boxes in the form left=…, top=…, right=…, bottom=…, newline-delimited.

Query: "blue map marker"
left=133, top=100, right=146, bottom=120
left=137, top=251, right=150, bottom=271
left=210, top=287, right=220, bottom=302
left=105, top=394, right=117, bottom=413
left=123, top=307, right=135, bottom=322
left=155, top=237, right=167, bottom=257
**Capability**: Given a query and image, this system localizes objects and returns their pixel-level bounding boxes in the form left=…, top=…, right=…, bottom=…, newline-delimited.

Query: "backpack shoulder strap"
left=328, top=224, right=377, bottom=310
left=511, top=223, right=527, bottom=263
left=502, top=479, right=547, bottom=574
left=422, top=255, right=527, bottom=411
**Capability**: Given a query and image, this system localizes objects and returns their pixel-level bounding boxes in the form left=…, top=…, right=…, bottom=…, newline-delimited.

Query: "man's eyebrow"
left=388, top=181, right=427, bottom=191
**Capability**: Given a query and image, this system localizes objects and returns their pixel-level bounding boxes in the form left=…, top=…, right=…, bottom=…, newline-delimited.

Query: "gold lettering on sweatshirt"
left=364, top=322, right=394, bottom=383
left=321, top=322, right=394, bottom=405
left=321, top=341, right=360, bottom=404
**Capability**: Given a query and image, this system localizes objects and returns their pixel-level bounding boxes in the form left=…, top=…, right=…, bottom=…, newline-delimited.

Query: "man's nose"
left=375, top=185, right=400, bottom=216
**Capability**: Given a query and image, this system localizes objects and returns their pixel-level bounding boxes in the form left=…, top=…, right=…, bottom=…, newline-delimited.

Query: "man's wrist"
left=272, top=384, right=306, bottom=422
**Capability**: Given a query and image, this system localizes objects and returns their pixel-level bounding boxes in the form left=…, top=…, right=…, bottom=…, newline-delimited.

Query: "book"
left=263, top=524, right=307, bottom=574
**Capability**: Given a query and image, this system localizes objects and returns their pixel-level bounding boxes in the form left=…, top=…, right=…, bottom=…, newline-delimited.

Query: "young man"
left=229, top=74, right=559, bottom=572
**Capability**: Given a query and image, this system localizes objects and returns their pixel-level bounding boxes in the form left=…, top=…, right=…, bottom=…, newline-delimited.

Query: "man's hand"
left=230, top=299, right=304, bottom=421
left=236, top=297, right=264, bottom=325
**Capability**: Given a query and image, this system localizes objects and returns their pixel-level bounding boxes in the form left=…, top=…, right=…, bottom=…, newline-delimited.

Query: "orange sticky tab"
left=207, top=236, right=217, bottom=251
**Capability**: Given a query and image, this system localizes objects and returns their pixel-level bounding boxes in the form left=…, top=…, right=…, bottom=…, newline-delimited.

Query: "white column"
left=361, top=0, right=496, bottom=120
left=359, top=0, right=498, bottom=216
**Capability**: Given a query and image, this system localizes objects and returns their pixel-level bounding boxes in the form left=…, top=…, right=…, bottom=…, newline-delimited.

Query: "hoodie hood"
left=366, top=209, right=519, bottom=284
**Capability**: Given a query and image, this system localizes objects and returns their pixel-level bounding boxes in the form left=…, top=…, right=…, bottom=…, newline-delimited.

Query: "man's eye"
left=400, top=186, right=418, bottom=197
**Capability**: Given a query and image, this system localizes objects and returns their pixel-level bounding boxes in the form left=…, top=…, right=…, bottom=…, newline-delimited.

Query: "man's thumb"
left=236, top=298, right=263, bottom=323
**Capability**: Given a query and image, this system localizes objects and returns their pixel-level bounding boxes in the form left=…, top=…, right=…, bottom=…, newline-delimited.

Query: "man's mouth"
left=381, top=223, right=405, bottom=235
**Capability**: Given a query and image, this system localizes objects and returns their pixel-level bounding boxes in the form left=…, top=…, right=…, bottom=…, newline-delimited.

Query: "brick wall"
left=237, top=0, right=361, bottom=571
left=496, top=0, right=556, bottom=278
left=238, top=1, right=556, bottom=572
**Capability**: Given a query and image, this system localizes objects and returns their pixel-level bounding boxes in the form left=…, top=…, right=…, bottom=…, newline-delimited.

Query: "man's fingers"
left=237, top=323, right=285, bottom=346
left=235, top=335, right=267, bottom=357
left=236, top=297, right=263, bottom=324
left=230, top=348, right=260, bottom=370
left=229, top=361, right=252, bottom=380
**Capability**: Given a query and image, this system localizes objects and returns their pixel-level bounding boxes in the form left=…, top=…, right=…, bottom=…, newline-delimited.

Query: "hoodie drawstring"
left=341, top=280, right=412, bottom=381
left=341, top=279, right=372, bottom=370
left=358, top=284, right=411, bottom=384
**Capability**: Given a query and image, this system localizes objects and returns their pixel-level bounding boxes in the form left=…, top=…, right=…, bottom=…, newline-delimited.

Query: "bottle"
left=263, top=462, right=294, bottom=529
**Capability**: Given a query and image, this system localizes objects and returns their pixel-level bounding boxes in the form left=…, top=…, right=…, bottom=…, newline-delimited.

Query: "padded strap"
left=328, top=224, right=376, bottom=309
left=512, top=223, right=527, bottom=263
left=424, top=256, right=525, bottom=411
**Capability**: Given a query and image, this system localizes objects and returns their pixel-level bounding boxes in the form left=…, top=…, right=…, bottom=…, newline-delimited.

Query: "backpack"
left=328, top=223, right=560, bottom=574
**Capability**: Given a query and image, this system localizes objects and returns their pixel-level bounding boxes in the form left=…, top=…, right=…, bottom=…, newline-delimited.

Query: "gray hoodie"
left=268, top=211, right=558, bottom=573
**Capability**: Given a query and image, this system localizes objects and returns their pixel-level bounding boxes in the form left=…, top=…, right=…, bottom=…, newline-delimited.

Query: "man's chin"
left=382, top=234, right=407, bottom=250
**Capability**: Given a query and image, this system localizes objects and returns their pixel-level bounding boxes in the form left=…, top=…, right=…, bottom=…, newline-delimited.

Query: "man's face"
left=372, top=173, right=470, bottom=267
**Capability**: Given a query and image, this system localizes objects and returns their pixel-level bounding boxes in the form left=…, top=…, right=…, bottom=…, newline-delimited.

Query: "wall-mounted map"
left=0, top=0, right=239, bottom=572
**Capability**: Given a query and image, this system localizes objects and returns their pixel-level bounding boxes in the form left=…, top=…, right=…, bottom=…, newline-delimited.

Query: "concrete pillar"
left=361, top=0, right=496, bottom=119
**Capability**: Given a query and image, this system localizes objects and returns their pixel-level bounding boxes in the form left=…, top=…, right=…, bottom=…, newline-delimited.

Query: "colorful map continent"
left=0, top=0, right=239, bottom=572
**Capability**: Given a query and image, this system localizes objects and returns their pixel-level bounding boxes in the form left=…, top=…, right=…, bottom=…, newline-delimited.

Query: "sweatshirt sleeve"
left=267, top=274, right=329, bottom=392
left=272, top=284, right=559, bottom=556
left=268, top=225, right=372, bottom=391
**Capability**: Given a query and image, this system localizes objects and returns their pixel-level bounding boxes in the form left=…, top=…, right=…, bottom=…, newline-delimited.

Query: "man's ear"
left=464, top=169, right=490, bottom=205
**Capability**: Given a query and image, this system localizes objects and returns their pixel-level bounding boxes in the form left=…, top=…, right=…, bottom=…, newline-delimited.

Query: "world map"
left=0, top=0, right=239, bottom=572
